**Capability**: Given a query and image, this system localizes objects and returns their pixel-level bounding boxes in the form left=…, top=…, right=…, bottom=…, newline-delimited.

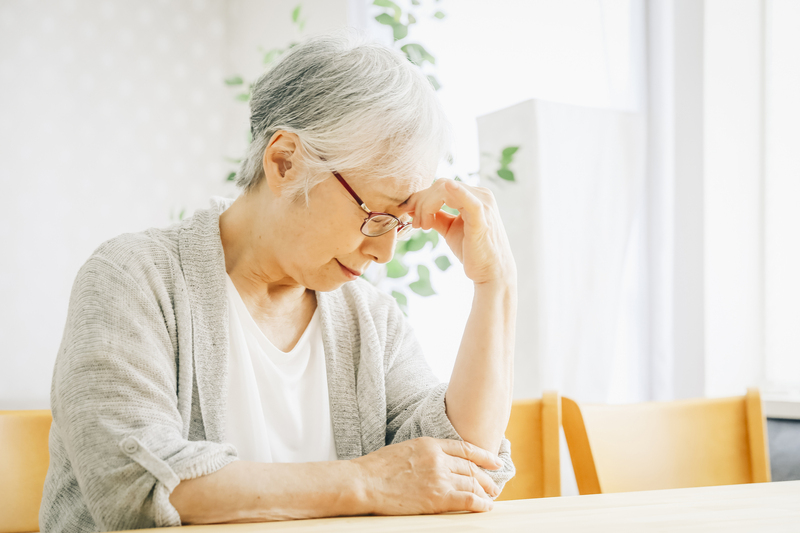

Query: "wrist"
left=473, top=278, right=518, bottom=297
left=345, top=457, right=375, bottom=516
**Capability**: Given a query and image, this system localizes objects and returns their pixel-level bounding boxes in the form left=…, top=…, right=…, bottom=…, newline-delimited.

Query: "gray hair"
left=236, top=29, right=452, bottom=201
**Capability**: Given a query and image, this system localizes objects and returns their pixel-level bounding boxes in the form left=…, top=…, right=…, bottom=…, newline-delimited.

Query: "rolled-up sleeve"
left=382, top=303, right=515, bottom=491
left=50, top=256, right=237, bottom=531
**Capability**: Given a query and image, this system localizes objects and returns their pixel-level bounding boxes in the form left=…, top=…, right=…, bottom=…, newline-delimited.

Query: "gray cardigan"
left=40, top=197, right=514, bottom=532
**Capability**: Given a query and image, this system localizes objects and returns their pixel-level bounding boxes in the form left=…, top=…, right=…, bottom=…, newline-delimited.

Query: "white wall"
left=0, top=0, right=348, bottom=410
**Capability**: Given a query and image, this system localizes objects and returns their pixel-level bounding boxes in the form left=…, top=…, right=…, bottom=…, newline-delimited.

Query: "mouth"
left=337, top=260, right=362, bottom=278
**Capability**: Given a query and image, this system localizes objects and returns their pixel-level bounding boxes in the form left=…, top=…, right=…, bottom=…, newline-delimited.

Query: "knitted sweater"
left=40, top=197, right=515, bottom=532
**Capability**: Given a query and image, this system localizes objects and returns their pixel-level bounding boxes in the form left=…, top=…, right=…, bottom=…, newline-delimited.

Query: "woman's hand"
left=351, top=437, right=502, bottom=515
left=407, top=179, right=516, bottom=286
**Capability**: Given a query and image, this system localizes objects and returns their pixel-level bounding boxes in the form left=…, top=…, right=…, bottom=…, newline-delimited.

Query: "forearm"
left=169, top=459, right=368, bottom=524
left=445, top=280, right=516, bottom=453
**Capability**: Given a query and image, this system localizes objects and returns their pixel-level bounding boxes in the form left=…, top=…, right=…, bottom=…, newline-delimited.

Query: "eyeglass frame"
left=331, top=170, right=415, bottom=238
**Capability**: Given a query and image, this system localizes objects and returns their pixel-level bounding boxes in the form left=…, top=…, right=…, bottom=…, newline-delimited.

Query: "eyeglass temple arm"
left=332, top=170, right=370, bottom=213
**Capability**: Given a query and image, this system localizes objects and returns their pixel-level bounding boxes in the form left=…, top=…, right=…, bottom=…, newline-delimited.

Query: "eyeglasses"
left=332, top=170, right=415, bottom=239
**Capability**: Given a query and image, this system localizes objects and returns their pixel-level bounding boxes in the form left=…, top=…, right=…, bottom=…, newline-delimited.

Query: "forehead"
left=361, top=174, right=430, bottom=205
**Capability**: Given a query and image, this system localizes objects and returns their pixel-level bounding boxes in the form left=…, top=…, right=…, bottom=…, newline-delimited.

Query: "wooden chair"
left=0, top=410, right=52, bottom=533
left=561, top=388, right=771, bottom=495
left=496, top=391, right=561, bottom=500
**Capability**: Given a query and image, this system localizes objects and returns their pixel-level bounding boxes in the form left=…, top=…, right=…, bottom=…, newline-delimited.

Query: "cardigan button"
left=122, top=438, right=139, bottom=454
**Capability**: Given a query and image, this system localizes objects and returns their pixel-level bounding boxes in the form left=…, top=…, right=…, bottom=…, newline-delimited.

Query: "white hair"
left=236, top=29, right=452, bottom=201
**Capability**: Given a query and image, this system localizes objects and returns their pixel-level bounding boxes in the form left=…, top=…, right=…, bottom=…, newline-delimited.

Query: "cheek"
left=290, top=220, right=362, bottom=264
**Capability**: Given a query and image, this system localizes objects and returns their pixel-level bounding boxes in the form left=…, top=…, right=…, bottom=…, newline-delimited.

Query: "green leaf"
left=497, top=168, right=515, bottom=181
left=434, top=255, right=452, bottom=271
left=405, top=232, right=427, bottom=252
left=263, top=48, right=282, bottom=65
left=392, top=23, right=408, bottom=41
left=394, top=239, right=409, bottom=257
left=292, top=5, right=301, bottom=22
left=375, top=13, right=396, bottom=26
left=386, top=257, right=409, bottom=278
left=409, top=265, right=435, bottom=296
left=420, top=46, right=436, bottom=65
left=434, top=11, right=446, bottom=19
left=391, top=290, right=408, bottom=307
left=235, top=92, right=250, bottom=102
left=374, top=0, right=402, bottom=20
left=454, top=176, right=462, bottom=181
left=426, top=230, right=439, bottom=248
left=226, top=171, right=236, bottom=182
left=224, top=76, right=243, bottom=86
left=500, top=145, right=520, bottom=166
left=411, top=0, right=420, bottom=4
left=426, top=75, right=441, bottom=91
left=402, top=43, right=435, bottom=66
left=408, top=13, right=416, bottom=24
left=418, top=264, right=430, bottom=280
left=401, top=44, right=423, bottom=66
left=442, top=204, right=459, bottom=215
left=178, top=208, right=186, bottom=220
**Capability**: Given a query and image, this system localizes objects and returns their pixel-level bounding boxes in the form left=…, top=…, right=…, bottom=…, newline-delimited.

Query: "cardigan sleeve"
left=382, top=301, right=515, bottom=492
left=48, top=255, right=237, bottom=531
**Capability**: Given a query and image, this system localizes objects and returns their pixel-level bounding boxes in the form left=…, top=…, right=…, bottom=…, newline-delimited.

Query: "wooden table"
left=141, top=481, right=800, bottom=532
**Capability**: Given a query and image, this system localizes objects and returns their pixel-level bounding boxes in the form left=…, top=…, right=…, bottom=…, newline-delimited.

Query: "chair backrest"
left=496, top=391, right=561, bottom=500
left=562, top=388, right=771, bottom=495
left=0, top=410, right=52, bottom=533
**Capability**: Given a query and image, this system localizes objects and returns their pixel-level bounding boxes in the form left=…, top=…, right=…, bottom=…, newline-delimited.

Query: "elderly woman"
left=41, top=32, right=517, bottom=531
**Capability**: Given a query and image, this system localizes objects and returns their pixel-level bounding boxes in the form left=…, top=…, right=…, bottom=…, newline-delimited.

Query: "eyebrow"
left=385, top=193, right=412, bottom=206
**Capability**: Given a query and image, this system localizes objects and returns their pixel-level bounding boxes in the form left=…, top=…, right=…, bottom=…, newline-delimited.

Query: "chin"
left=314, top=280, right=348, bottom=292
left=306, top=272, right=351, bottom=293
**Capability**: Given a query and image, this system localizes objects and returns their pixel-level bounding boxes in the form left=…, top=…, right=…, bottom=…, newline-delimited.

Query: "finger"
left=410, top=179, right=484, bottom=232
left=440, top=179, right=487, bottom=231
left=449, top=473, right=491, bottom=500
left=407, top=182, right=449, bottom=231
left=437, top=439, right=503, bottom=471
left=428, top=210, right=457, bottom=237
left=443, top=491, right=494, bottom=513
left=447, top=456, right=500, bottom=498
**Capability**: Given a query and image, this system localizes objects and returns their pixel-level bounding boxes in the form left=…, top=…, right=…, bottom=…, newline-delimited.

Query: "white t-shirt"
left=223, top=274, right=338, bottom=463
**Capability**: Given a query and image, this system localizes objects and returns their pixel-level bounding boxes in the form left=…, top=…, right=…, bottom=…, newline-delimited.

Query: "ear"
left=262, top=131, right=299, bottom=198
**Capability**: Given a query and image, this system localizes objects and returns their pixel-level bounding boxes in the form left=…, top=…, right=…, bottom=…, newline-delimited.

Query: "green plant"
left=383, top=227, right=452, bottom=313
left=482, top=146, right=520, bottom=182
left=373, top=0, right=443, bottom=91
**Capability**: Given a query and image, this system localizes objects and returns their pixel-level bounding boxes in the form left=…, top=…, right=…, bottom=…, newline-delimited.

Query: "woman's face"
left=255, top=133, right=426, bottom=292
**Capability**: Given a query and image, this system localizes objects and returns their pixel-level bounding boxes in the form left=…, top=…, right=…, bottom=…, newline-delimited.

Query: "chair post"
left=541, top=391, right=561, bottom=497
left=745, top=388, right=771, bottom=483
left=561, top=397, right=601, bottom=495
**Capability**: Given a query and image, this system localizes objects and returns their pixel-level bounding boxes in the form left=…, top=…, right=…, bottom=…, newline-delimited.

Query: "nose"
left=360, top=229, right=397, bottom=264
